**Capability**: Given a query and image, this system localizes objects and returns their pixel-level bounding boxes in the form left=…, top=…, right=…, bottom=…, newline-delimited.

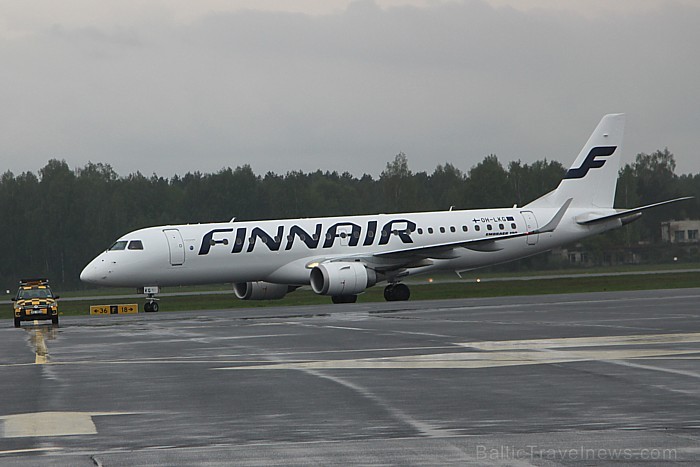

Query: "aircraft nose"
left=80, top=258, right=106, bottom=284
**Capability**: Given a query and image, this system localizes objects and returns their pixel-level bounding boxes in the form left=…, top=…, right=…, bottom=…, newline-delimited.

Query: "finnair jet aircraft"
left=81, top=114, right=689, bottom=311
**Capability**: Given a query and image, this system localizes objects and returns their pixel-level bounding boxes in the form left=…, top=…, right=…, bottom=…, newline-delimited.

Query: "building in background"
left=661, top=220, right=700, bottom=244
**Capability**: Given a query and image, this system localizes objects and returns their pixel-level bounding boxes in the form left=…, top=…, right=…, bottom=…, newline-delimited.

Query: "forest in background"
left=0, top=148, right=696, bottom=290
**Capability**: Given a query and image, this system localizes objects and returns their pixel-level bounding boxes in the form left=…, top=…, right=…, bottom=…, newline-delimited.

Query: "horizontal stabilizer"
left=576, top=197, right=693, bottom=225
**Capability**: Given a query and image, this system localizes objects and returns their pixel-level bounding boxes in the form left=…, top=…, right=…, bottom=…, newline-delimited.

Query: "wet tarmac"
left=1, top=288, right=700, bottom=465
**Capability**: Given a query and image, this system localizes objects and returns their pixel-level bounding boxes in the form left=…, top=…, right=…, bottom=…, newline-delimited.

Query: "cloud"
left=0, top=0, right=699, bottom=178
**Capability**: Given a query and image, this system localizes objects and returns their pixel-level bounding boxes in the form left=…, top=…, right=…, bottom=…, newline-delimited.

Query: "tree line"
left=0, top=149, right=696, bottom=290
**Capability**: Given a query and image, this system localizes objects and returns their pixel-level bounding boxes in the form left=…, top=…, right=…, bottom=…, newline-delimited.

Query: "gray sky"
left=1, top=0, right=699, bottom=178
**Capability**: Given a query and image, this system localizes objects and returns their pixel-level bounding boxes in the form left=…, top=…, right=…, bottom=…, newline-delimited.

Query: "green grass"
left=4, top=270, right=700, bottom=319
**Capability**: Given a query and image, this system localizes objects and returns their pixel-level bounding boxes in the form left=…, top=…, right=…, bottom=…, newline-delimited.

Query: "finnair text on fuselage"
left=198, top=218, right=418, bottom=255
left=195, top=211, right=526, bottom=257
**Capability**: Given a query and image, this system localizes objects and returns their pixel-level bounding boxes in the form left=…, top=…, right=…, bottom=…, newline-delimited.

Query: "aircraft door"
left=520, top=211, right=538, bottom=245
left=163, top=229, right=186, bottom=266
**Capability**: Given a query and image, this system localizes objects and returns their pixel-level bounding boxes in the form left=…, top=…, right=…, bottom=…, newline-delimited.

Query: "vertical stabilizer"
left=527, top=114, right=625, bottom=209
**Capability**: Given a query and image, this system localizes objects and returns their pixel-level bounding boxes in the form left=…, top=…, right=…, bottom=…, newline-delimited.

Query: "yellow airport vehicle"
left=12, top=278, right=60, bottom=327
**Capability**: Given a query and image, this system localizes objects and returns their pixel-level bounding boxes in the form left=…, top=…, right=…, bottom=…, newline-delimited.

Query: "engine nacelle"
left=309, top=262, right=376, bottom=296
left=233, top=281, right=290, bottom=300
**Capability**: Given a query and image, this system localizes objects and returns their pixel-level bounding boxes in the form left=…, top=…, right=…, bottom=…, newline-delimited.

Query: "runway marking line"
left=0, top=412, right=140, bottom=439
left=0, top=447, right=63, bottom=455
left=218, top=332, right=700, bottom=371
left=457, top=332, right=700, bottom=350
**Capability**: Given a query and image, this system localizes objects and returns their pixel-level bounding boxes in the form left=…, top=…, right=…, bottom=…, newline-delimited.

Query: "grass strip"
left=3, top=271, right=699, bottom=319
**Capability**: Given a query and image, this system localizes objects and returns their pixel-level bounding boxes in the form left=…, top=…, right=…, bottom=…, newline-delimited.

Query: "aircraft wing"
left=575, top=197, right=693, bottom=225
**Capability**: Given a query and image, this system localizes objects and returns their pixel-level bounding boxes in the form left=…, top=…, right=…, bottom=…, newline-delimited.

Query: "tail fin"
left=526, top=113, right=626, bottom=209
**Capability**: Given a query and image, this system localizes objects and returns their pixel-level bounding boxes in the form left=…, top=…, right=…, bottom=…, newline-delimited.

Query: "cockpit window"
left=108, top=241, right=128, bottom=251
left=128, top=240, right=144, bottom=250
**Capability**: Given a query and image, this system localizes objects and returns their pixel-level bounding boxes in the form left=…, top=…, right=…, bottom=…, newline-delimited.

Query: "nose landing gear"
left=139, top=286, right=160, bottom=312
left=384, top=283, right=410, bottom=301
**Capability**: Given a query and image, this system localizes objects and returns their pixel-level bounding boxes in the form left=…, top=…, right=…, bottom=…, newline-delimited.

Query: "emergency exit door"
left=520, top=211, right=539, bottom=245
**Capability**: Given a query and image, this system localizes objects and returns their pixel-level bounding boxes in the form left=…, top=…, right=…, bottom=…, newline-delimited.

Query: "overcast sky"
left=1, top=0, right=698, bottom=178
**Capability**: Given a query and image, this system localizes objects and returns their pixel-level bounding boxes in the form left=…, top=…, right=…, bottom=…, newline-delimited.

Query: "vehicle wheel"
left=14, top=317, right=21, bottom=328
left=144, top=302, right=152, bottom=312
left=151, top=302, right=159, bottom=312
left=331, top=295, right=357, bottom=304
left=51, top=315, right=59, bottom=326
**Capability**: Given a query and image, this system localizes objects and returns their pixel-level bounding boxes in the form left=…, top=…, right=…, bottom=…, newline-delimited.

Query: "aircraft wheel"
left=144, top=302, right=155, bottom=312
left=151, top=302, right=159, bottom=312
left=384, top=283, right=410, bottom=302
left=331, top=295, right=357, bottom=304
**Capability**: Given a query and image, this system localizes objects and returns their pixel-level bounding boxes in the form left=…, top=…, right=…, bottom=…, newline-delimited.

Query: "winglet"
left=533, top=198, right=572, bottom=234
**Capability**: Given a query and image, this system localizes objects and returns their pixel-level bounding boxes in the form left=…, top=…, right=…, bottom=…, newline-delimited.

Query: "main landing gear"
left=384, top=283, right=410, bottom=302
left=331, top=295, right=358, bottom=304
left=331, top=284, right=410, bottom=303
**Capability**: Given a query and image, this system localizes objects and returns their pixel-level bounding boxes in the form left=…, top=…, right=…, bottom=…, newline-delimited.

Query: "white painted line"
left=1, top=412, right=97, bottom=438
left=602, top=359, right=700, bottom=379
left=458, top=332, right=700, bottom=350
left=219, top=332, right=700, bottom=371
left=220, top=349, right=700, bottom=370
left=0, top=411, right=141, bottom=439
left=0, top=447, right=63, bottom=455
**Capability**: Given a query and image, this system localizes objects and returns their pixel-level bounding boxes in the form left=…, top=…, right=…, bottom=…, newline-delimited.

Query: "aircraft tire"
left=331, top=295, right=357, bottom=304
left=151, top=302, right=159, bottom=312
left=384, top=283, right=410, bottom=302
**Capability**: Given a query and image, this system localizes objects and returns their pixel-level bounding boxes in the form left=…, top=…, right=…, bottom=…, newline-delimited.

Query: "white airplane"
left=80, top=114, right=690, bottom=311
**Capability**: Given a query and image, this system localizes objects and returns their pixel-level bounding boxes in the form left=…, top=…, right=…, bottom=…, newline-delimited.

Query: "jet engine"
left=309, top=262, right=376, bottom=296
left=233, top=281, right=291, bottom=300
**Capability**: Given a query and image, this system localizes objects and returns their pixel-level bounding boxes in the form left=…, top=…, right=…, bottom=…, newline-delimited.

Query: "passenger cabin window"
left=428, top=227, right=434, bottom=234
left=450, top=226, right=456, bottom=233
left=128, top=240, right=144, bottom=250
left=439, top=227, right=446, bottom=233
left=462, top=226, right=468, bottom=232
left=109, top=241, right=128, bottom=251
left=475, top=225, right=481, bottom=231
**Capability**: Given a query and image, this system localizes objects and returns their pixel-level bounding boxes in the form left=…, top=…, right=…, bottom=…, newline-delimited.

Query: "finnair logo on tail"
left=564, top=146, right=617, bottom=179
